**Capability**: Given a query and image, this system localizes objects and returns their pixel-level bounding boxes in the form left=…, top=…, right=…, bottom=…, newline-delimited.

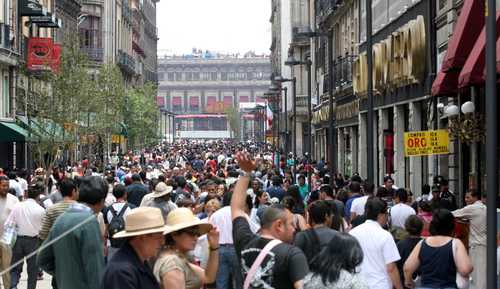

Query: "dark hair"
left=383, top=176, right=394, bottom=183
left=286, top=185, right=303, bottom=204
left=59, top=178, right=77, bottom=198
left=260, top=204, right=288, bottom=229
left=254, top=190, right=267, bottom=207
left=7, top=172, right=16, bottom=180
left=348, top=182, right=361, bottom=194
left=308, top=201, right=331, bottom=225
left=350, top=175, right=363, bottom=183
left=281, top=196, right=296, bottom=211
left=429, top=209, right=455, bottom=236
left=113, top=184, right=127, bottom=199
left=418, top=200, right=432, bottom=212
left=131, top=174, right=142, bottom=182
left=405, top=215, right=424, bottom=236
left=222, top=191, right=233, bottom=207
left=364, top=197, right=387, bottom=220
left=176, top=176, right=187, bottom=188
left=363, top=182, right=375, bottom=195
left=309, top=233, right=363, bottom=285
left=395, top=188, right=408, bottom=203
left=27, top=182, right=44, bottom=199
left=319, top=184, right=334, bottom=198
left=78, top=176, right=108, bottom=205
left=0, top=175, right=9, bottom=183
left=467, top=189, right=480, bottom=199
left=139, top=171, right=147, bottom=182
left=298, top=174, right=306, bottom=181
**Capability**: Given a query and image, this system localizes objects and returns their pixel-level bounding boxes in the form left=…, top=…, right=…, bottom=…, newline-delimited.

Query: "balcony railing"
left=81, top=47, right=103, bottom=62
left=333, top=54, right=355, bottom=88
left=117, top=50, right=135, bottom=75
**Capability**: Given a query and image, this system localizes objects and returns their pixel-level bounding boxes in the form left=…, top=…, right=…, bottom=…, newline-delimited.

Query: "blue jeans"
left=216, top=245, right=242, bottom=289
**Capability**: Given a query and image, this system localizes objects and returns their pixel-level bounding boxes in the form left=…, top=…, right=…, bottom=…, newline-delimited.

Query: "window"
left=185, top=72, right=192, bottom=81
left=201, top=72, right=210, bottom=81
left=193, top=72, right=200, bottom=81
left=175, top=72, right=182, bottom=81
left=189, top=96, right=199, bottom=112
left=172, top=96, right=182, bottom=112
left=211, top=72, right=218, bottom=81
left=168, top=72, right=174, bottom=81
left=221, top=72, right=227, bottom=81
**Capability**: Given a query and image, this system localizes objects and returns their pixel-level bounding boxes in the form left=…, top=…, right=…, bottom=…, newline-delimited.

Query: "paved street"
left=1, top=263, right=52, bottom=289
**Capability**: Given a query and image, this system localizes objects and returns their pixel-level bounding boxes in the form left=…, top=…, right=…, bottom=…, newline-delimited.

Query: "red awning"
left=242, top=114, right=255, bottom=120
left=431, top=71, right=460, bottom=96
left=190, top=96, right=199, bottom=106
left=172, top=97, right=182, bottom=106
left=156, top=96, right=165, bottom=107
left=459, top=11, right=500, bottom=88
left=255, top=96, right=264, bottom=103
left=207, top=96, right=216, bottom=106
left=441, top=0, right=484, bottom=71
left=223, top=96, right=232, bottom=107
left=239, top=96, right=249, bottom=103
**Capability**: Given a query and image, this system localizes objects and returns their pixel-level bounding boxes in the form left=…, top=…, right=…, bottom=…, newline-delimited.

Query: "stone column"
left=378, top=109, right=389, bottom=184
left=351, top=126, right=359, bottom=175
left=358, top=113, right=367, bottom=178
left=338, top=127, right=346, bottom=175
left=409, top=101, right=422, bottom=196
left=394, top=104, right=406, bottom=189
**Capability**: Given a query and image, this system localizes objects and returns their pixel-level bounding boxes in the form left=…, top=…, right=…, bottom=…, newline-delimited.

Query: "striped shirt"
left=38, top=200, right=75, bottom=240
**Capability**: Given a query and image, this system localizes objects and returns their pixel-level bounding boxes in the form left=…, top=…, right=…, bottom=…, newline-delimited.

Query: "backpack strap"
left=109, top=205, right=118, bottom=218
left=116, top=204, right=128, bottom=218
left=243, top=239, right=282, bottom=289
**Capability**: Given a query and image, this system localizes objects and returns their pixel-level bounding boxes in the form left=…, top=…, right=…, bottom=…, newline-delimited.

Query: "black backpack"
left=108, top=204, right=128, bottom=248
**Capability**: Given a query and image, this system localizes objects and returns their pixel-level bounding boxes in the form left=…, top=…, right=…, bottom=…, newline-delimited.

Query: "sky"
left=156, top=0, right=272, bottom=56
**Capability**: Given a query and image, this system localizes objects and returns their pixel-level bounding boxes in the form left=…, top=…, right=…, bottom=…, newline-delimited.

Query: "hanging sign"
left=404, top=129, right=449, bottom=157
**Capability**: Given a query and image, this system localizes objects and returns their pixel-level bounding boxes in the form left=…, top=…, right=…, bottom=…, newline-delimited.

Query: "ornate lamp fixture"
left=444, top=101, right=485, bottom=144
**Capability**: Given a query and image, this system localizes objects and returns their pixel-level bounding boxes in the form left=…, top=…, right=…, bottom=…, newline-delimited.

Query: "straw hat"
left=113, top=207, right=168, bottom=238
left=163, top=208, right=212, bottom=236
left=152, top=182, right=173, bottom=198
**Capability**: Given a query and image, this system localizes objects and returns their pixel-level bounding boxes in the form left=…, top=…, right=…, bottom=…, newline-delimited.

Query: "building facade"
left=157, top=54, right=271, bottom=140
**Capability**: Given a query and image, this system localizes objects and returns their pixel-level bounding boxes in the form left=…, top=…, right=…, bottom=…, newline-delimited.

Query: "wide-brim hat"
left=163, top=207, right=212, bottom=236
left=152, top=182, right=173, bottom=198
left=113, top=207, right=168, bottom=239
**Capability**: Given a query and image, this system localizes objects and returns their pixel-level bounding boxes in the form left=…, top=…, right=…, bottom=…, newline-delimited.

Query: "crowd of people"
left=0, top=139, right=488, bottom=289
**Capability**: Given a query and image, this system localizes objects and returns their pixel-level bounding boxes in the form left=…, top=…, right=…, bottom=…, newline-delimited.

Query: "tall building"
left=157, top=53, right=271, bottom=140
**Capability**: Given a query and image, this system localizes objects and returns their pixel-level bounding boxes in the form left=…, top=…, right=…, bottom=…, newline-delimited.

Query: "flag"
left=266, top=104, right=273, bottom=129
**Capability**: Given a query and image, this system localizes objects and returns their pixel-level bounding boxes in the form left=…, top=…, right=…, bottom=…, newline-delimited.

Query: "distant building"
left=157, top=55, right=271, bottom=140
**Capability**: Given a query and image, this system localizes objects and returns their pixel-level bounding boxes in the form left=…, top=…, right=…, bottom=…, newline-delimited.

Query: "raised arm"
left=231, top=152, right=256, bottom=221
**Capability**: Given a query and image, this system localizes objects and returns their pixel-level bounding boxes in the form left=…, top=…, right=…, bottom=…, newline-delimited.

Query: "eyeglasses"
left=179, top=228, right=200, bottom=237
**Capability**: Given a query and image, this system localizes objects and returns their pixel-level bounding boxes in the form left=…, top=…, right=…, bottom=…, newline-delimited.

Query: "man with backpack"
left=104, top=184, right=134, bottom=261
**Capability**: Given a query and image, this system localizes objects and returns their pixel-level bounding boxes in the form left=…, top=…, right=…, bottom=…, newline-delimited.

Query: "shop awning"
left=441, top=0, right=484, bottom=71
left=0, top=121, right=30, bottom=142
left=189, top=96, right=199, bottom=106
left=431, top=70, right=460, bottom=96
left=458, top=11, right=500, bottom=88
left=172, top=97, right=182, bottom=106
left=239, top=96, right=249, bottom=103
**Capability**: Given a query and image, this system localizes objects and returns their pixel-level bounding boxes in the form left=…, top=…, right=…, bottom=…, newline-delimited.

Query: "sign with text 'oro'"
left=404, top=130, right=449, bottom=157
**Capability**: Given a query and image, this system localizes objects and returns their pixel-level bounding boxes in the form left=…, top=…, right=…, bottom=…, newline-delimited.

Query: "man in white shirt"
left=7, top=182, right=45, bottom=289
left=0, top=176, right=19, bottom=289
left=8, top=172, right=23, bottom=199
left=350, top=183, right=375, bottom=220
left=210, top=192, right=259, bottom=289
left=390, top=189, right=416, bottom=230
left=350, top=198, right=403, bottom=289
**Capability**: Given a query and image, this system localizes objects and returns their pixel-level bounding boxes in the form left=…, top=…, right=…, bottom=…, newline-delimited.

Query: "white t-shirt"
left=105, top=202, right=132, bottom=224
left=350, top=220, right=401, bottom=289
left=351, top=195, right=369, bottom=217
left=9, top=180, right=23, bottom=198
left=390, top=203, right=416, bottom=228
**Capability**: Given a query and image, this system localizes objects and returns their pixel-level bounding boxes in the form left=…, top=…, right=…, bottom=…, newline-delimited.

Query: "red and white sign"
left=27, top=37, right=54, bottom=71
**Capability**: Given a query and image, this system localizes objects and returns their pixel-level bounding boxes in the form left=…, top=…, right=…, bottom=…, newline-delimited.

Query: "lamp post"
left=286, top=55, right=312, bottom=189
left=273, top=77, right=291, bottom=156
left=366, top=0, right=375, bottom=184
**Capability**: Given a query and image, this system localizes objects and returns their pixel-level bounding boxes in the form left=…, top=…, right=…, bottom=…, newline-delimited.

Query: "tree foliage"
left=224, top=106, right=241, bottom=140
left=125, top=82, right=159, bottom=149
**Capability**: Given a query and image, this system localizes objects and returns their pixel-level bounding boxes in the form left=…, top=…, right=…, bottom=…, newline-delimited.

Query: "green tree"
left=125, top=83, right=159, bottom=149
left=224, top=106, right=241, bottom=140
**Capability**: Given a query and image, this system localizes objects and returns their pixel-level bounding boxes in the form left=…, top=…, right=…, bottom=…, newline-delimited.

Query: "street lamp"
left=273, top=76, right=292, bottom=156
left=286, top=54, right=312, bottom=188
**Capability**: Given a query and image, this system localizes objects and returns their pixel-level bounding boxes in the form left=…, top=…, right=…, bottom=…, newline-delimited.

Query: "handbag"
left=452, top=238, right=470, bottom=289
left=0, top=221, right=17, bottom=248
left=243, top=239, right=282, bottom=289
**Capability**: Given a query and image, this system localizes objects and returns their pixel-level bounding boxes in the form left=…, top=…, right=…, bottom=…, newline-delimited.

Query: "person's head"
left=319, top=184, right=334, bottom=200
left=254, top=190, right=269, bottom=207
left=405, top=215, right=424, bottom=237
left=204, top=198, right=221, bottom=216
left=383, top=176, right=394, bottom=189
left=114, top=207, right=166, bottom=261
left=364, top=197, right=388, bottom=225
left=465, top=189, right=480, bottom=205
left=348, top=181, right=361, bottom=196
left=206, top=181, right=217, bottom=196
left=309, top=233, right=363, bottom=284
left=439, top=178, right=449, bottom=192
left=298, top=175, right=306, bottom=186
left=271, top=175, right=282, bottom=187
left=217, top=183, right=226, bottom=196
left=27, top=182, right=44, bottom=200
left=431, top=185, right=440, bottom=198
left=164, top=208, right=212, bottom=252
left=286, top=185, right=303, bottom=203
left=418, top=200, right=432, bottom=213
left=251, top=179, right=261, bottom=192
left=307, top=200, right=332, bottom=227
left=78, top=176, right=108, bottom=213
left=394, top=188, right=408, bottom=204
left=131, top=174, right=142, bottom=183
left=260, top=204, right=295, bottom=243
left=59, top=178, right=78, bottom=200
left=113, top=184, right=127, bottom=200
left=429, top=209, right=455, bottom=236
left=363, top=182, right=375, bottom=196
left=0, top=175, right=10, bottom=197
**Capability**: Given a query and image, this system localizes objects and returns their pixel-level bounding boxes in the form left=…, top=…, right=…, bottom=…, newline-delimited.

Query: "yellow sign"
left=404, top=130, right=449, bottom=157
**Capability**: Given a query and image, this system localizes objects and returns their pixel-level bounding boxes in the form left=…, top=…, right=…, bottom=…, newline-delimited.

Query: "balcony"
left=291, top=26, right=311, bottom=45
left=333, top=54, right=355, bottom=88
left=316, top=0, right=342, bottom=24
left=117, top=50, right=135, bottom=75
left=81, top=47, right=103, bottom=62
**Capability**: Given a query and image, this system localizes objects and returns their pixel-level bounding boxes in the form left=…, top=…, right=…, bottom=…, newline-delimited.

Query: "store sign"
left=27, top=37, right=53, bottom=71
left=404, top=129, right=449, bottom=157
left=354, top=15, right=426, bottom=96
left=19, top=0, right=46, bottom=16
left=30, top=12, right=62, bottom=28
left=336, top=100, right=360, bottom=121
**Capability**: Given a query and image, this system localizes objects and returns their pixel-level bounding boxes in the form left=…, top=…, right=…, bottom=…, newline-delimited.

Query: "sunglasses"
left=179, top=228, right=200, bottom=237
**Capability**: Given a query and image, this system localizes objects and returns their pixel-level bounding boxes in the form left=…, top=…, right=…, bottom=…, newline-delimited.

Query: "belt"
left=220, top=244, right=234, bottom=247
left=18, top=235, right=38, bottom=239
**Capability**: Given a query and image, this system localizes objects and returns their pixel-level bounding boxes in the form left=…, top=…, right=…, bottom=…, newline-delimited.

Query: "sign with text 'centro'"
left=404, top=130, right=449, bottom=157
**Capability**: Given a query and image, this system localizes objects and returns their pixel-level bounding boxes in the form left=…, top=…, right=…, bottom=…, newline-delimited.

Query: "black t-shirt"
left=397, top=237, right=422, bottom=289
left=293, top=227, right=338, bottom=263
left=233, top=216, right=309, bottom=289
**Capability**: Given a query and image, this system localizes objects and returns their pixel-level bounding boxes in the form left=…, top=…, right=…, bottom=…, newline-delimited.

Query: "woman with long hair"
left=303, top=233, right=368, bottom=289
left=281, top=196, right=308, bottom=232
left=154, top=208, right=219, bottom=289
